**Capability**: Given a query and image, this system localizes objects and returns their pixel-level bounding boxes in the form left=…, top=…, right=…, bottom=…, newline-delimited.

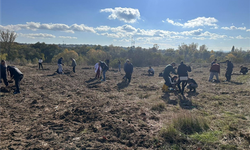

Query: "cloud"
left=0, top=22, right=96, bottom=33
left=192, top=37, right=206, bottom=40
left=95, top=26, right=111, bottom=31
left=221, top=26, right=246, bottom=30
left=165, top=17, right=218, bottom=28
left=100, top=7, right=140, bottom=23
left=199, top=31, right=227, bottom=39
left=58, top=36, right=77, bottom=39
left=236, top=35, right=250, bottom=39
left=180, top=29, right=203, bottom=36
left=18, top=33, right=56, bottom=39
left=246, top=29, right=250, bottom=32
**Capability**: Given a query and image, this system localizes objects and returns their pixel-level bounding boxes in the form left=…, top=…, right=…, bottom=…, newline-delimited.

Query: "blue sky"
left=1, top=0, right=250, bottom=51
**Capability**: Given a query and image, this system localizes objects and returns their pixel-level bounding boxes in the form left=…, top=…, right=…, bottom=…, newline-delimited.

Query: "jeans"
left=39, top=63, right=43, bottom=69
left=58, top=64, right=63, bottom=74
left=15, top=75, right=23, bottom=93
left=209, top=72, right=219, bottom=81
left=177, top=79, right=188, bottom=95
left=225, top=70, right=233, bottom=81
left=118, top=64, right=121, bottom=72
left=102, top=70, right=107, bottom=81
left=124, top=73, right=132, bottom=83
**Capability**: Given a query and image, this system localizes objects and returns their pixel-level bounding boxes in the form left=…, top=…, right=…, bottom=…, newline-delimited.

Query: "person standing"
left=211, top=59, right=217, bottom=66
left=100, top=61, right=109, bottom=81
left=118, top=60, right=121, bottom=72
left=94, top=61, right=102, bottom=79
left=71, top=58, right=77, bottom=73
left=0, top=60, right=8, bottom=87
left=7, top=66, right=23, bottom=94
left=57, top=57, right=64, bottom=74
left=123, top=59, right=133, bottom=83
left=221, top=60, right=234, bottom=81
left=38, top=58, right=43, bottom=70
left=163, top=62, right=177, bottom=87
left=177, top=61, right=191, bottom=95
left=209, top=63, right=220, bottom=82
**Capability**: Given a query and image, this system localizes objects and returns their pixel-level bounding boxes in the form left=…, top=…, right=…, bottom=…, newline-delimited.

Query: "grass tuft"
left=190, top=130, right=222, bottom=143
left=151, top=102, right=166, bottom=112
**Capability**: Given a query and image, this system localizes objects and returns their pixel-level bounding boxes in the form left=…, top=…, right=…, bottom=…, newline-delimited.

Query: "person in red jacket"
left=209, top=63, right=220, bottom=82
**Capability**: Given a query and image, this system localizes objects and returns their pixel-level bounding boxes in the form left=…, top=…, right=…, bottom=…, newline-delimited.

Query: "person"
left=209, top=63, right=220, bottom=82
left=211, top=59, right=217, bottom=66
left=187, top=78, right=198, bottom=92
left=240, top=66, right=248, bottom=75
left=0, top=60, right=8, bottom=87
left=148, top=66, right=154, bottom=76
left=177, top=61, right=191, bottom=95
left=163, top=62, right=177, bottom=88
left=57, top=57, right=64, bottom=74
left=38, top=58, right=43, bottom=70
left=71, top=58, right=77, bottom=73
left=7, top=66, right=23, bottom=94
left=100, top=61, right=109, bottom=81
left=94, top=61, right=102, bottom=79
left=221, top=60, right=234, bottom=81
left=123, top=59, right=133, bottom=83
left=118, top=60, right=121, bottom=72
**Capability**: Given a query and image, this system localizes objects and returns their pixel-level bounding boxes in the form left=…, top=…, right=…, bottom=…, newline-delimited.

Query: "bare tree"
left=0, top=30, right=17, bottom=58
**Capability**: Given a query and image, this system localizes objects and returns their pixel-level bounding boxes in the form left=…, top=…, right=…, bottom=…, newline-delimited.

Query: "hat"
left=126, top=59, right=130, bottom=62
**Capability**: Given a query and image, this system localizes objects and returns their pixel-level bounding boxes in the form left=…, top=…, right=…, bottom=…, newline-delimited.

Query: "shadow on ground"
left=117, top=81, right=129, bottom=90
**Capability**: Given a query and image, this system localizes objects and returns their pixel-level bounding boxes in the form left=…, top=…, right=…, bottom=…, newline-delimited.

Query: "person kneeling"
left=240, top=66, right=248, bottom=75
left=148, top=66, right=154, bottom=76
left=187, top=78, right=198, bottom=92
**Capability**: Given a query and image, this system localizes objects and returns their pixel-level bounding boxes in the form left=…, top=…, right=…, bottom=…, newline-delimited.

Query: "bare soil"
left=1, top=63, right=250, bottom=149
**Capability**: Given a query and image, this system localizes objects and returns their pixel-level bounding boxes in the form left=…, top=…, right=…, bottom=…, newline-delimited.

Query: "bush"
left=13, top=58, right=20, bottom=65
left=19, top=58, right=28, bottom=66
left=32, top=58, right=38, bottom=64
left=172, top=113, right=209, bottom=135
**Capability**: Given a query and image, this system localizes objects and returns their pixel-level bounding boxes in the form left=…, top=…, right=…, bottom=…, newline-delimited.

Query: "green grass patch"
left=236, top=74, right=250, bottom=83
left=190, top=130, right=222, bottom=143
left=211, top=95, right=230, bottom=101
left=151, top=102, right=166, bottom=112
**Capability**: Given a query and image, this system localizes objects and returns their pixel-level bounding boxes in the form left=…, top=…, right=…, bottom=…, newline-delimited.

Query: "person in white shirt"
left=94, top=61, right=102, bottom=79
left=38, top=58, right=43, bottom=70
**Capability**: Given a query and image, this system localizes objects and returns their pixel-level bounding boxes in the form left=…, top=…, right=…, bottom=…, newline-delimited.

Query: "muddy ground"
left=0, top=63, right=250, bottom=149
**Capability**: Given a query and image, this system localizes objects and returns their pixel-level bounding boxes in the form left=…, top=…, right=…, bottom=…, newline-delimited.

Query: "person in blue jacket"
left=123, top=59, right=133, bottom=83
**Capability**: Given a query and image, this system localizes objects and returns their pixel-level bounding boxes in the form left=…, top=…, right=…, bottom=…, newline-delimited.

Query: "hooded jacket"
left=177, top=62, right=191, bottom=77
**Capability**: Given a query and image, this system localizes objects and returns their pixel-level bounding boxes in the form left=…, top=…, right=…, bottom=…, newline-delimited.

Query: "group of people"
left=162, top=62, right=197, bottom=95
left=209, top=59, right=235, bottom=82
left=0, top=60, right=23, bottom=94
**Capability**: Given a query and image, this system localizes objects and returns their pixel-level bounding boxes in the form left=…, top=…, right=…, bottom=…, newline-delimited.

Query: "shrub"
left=172, top=113, right=209, bottom=135
left=151, top=103, right=166, bottom=112
left=32, top=58, right=38, bottom=64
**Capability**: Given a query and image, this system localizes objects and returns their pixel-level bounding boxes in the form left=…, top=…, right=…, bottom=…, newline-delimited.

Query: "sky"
left=1, top=0, right=250, bottom=51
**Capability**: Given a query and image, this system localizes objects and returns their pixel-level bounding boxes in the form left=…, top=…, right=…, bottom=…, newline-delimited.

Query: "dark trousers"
left=124, top=73, right=132, bottom=83
left=164, top=76, right=171, bottom=87
left=177, top=79, right=188, bottom=95
left=95, top=69, right=100, bottom=78
left=39, top=63, right=43, bottom=69
left=187, top=84, right=197, bottom=92
left=225, top=70, right=233, bottom=81
left=73, top=66, right=75, bottom=73
left=1, top=75, right=8, bottom=86
left=14, top=75, right=23, bottom=92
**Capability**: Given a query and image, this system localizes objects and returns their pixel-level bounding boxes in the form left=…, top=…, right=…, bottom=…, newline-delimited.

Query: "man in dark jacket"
left=100, top=61, right=109, bottom=81
left=163, top=63, right=177, bottom=87
left=177, top=61, right=191, bottom=95
left=221, top=60, right=234, bottom=81
left=7, top=66, right=23, bottom=94
left=0, top=60, right=8, bottom=87
left=123, top=59, right=133, bottom=83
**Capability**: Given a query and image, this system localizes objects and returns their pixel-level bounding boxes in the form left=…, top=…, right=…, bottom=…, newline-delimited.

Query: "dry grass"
left=0, top=63, right=250, bottom=149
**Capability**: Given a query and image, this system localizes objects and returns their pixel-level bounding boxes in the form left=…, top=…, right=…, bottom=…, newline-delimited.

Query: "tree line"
left=1, top=30, right=250, bottom=68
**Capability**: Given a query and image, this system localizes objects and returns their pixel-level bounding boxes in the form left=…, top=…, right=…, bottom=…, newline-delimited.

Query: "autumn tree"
left=0, top=30, right=17, bottom=60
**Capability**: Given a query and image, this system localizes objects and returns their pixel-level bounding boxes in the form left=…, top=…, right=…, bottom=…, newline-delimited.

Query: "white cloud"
left=95, top=26, right=111, bottom=31
left=199, top=31, right=227, bottom=39
left=58, top=36, right=77, bottom=39
left=18, top=33, right=56, bottom=39
left=0, top=22, right=96, bottom=33
left=246, top=29, right=250, bottom=32
left=180, top=29, right=203, bottom=36
left=192, top=37, right=206, bottom=40
left=166, top=17, right=218, bottom=28
left=236, top=35, right=250, bottom=39
left=101, top=32, right=125, bottom=38
left=221, top=26, right=246, bottom=30
left=100, top=7, right=140, bottom=23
